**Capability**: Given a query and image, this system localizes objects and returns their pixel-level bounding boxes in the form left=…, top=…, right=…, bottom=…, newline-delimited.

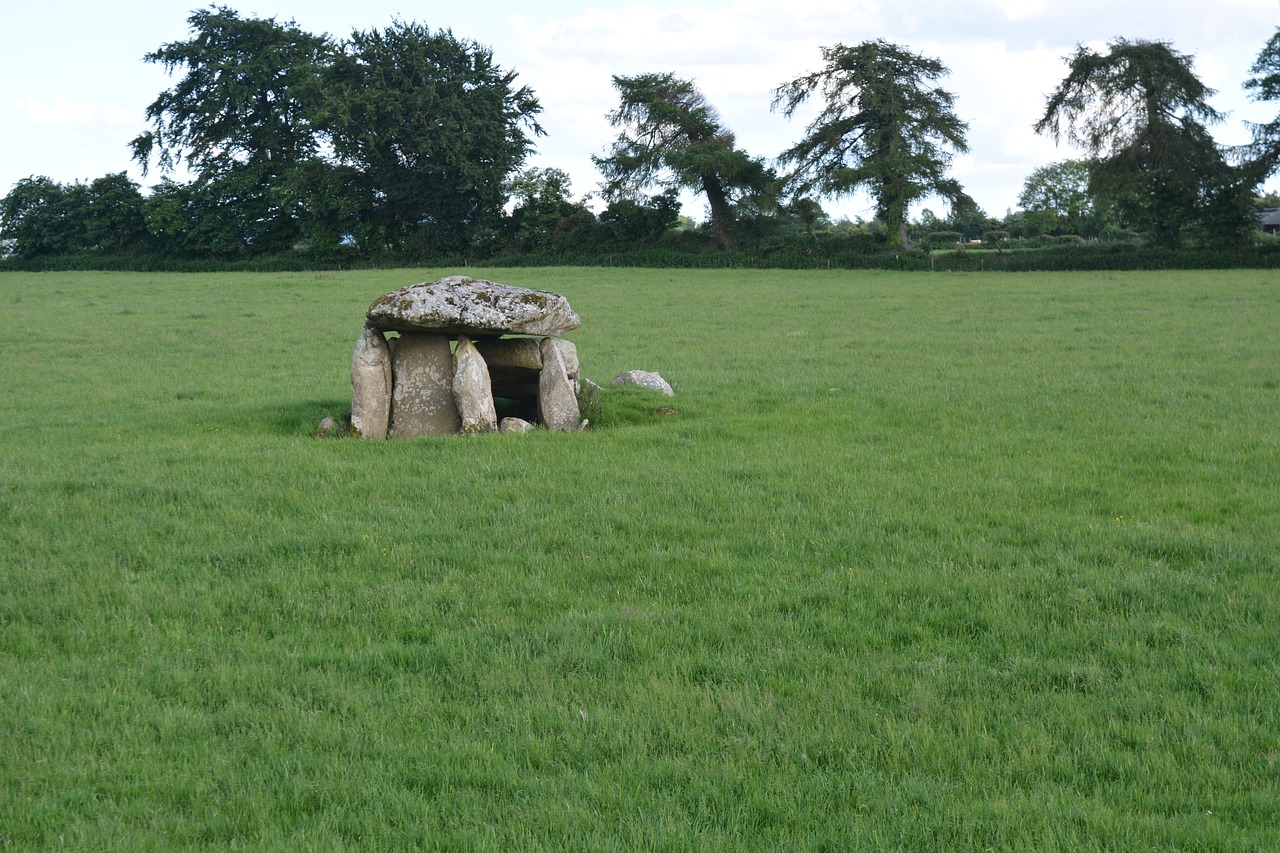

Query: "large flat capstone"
left=367, top=275, right=580, bottom=337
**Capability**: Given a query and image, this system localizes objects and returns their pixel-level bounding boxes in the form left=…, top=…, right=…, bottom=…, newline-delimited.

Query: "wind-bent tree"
left=132, top=6, right=331, bottom=253
left=1035, top=38, right=1253, bottom=248
left=320, top=22, right=544, bottom=253
left=772, top=40, right=971, bottom=252
left=594, top=72, right=768, bottom=249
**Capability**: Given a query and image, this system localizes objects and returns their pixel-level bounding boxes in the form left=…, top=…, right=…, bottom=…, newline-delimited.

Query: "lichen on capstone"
left=367, top=275, right=580, bottom=337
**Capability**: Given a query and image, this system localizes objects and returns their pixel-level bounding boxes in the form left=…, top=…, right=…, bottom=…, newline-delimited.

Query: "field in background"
left=2, top=268, right=1278, bottom=849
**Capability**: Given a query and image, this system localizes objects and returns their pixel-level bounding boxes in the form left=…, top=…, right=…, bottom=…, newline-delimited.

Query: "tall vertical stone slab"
left=389, top=332, right=461, bottom=438
left=452, top=336, right=497, bottom=434
left=538, top=337, right=582, bottom=431
left=350, top=325, right=392, bottom=439
left=548, top=338, right=580, bottom=395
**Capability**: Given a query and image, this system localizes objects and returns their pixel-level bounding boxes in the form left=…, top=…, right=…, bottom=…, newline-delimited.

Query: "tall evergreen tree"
left=1245, top=27, right=1280, bottom=179
left=772, top=40, right=971, bottom=252
left=1035, top=38, right=1253, bottom=248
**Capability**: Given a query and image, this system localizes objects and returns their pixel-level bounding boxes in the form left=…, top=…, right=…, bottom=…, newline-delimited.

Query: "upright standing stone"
left=350, top=325, right=392, bottom=439
left=389, top=333, right=461, bottom=438
left=538, top=337, right=582, bottom=431
left=547, top=339, right=580, bottom=396
left=452, top=336, right=498, bottom=434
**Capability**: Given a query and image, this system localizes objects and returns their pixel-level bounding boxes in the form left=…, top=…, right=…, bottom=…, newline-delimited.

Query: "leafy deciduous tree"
left=1017, top=159, right=1109, bottom=237
left=0, top=173, right=147, bottom=258
left=320, top=21, right=544, bottom=254
left=772, top=40, right=972, bottom=252
left=944, top=197, right=995, bottom=242
left=141, top=177, right=260, bottom=257
left=132, top=5, right=331, bottom=253
left=0, top=177, right=80, bottom=257
left=83, top=173, right=148, bottom=252
left=785, top=197, right=831, bottom=237
left=598, top=189, right=681, bottom=245
left=505, top=167, right=592, bottom=251
left=132, top=9, right=542, bottom=257
left=594, top=72, right=768, bottom=250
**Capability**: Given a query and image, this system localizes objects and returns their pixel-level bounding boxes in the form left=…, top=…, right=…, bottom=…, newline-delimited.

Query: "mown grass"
left=1, top=267, right=1278, bottom=850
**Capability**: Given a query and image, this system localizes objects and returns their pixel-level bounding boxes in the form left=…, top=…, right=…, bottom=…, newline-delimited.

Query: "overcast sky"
left=2, top=0, right=1278, bottom=222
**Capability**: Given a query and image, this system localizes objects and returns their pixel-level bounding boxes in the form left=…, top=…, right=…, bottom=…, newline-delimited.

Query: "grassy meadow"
left=1, top=267, right=1278, bottom=849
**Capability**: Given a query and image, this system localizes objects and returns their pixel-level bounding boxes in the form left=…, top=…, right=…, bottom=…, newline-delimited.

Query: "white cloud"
left=16, top=95, right=136, bottom=128
left=16, top=95, right=96, bottom=126
left=993, top=0, right=1050, bottom=22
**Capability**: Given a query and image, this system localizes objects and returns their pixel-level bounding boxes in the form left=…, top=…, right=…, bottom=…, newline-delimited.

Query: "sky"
left=2, top=0, right=1278, bottom=223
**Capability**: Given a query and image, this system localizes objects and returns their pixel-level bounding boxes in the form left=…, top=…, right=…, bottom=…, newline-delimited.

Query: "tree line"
left=3, top=6, right=1280, bottom=267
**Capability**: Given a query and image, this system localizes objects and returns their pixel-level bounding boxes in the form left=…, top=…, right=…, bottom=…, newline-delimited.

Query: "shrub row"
left=5, top=239, right=1280, bottom=273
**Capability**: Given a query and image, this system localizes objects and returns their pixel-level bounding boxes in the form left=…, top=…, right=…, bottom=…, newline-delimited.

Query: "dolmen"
left=350, top=276, right=585, bottom=438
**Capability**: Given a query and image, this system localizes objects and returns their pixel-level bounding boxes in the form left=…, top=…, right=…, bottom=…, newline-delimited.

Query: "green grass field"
left=2, top=267, right=1277, bottom=850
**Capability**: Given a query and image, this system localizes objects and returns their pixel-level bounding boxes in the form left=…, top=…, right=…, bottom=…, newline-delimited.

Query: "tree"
left=0, top=174, right=147, bottom=258
left=141, top=177, right=258, bottom=257
left=945, top=197, right=995, bottom=242
left=0, top=176, right=80, bottom=257
left=786, top=197, right=831, bottom=237
left=772, top=40, right=972, bottom=252
left=320, top=21, right=544, bottom=254
left=83, top=173, right=148, bottom=252
left=132, top=10, right=543, bottom=257
left=1017, top=159, right=1108, bottom=237
left=594, top=72, right=768, bottom=250
left=132, top=6, right=331, bottom=253
left=1035, top=38, right=1253, bottom=248
left=598, top=190, right=681, bottom=245
left=1245, top=27, right=1280, bottom=179
left=505, top=167, right=592, bottom=251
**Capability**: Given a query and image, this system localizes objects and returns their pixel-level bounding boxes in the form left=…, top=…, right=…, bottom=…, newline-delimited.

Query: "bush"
left=5, top=226, right=1280, bottom=273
